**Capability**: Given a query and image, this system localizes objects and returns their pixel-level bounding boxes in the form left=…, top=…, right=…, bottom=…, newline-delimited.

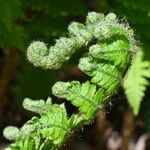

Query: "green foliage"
left=0, top=0, right=87, bottom=107
left=107, top=0, right=150, bottom=59
left=4, top=98, right=82, bottom=150
left=0, top=0, right=88, bottom=110
left=3, top=126, right=21, bottom=141
left=27, top=12, right=133, bottom=70
left=52, top=81, right=104, bottom=120
left=123, top=50, right=150, bottom=115
left=107, top=0, right=150, bottom=132
left=3, top=12, right=150, bottom=150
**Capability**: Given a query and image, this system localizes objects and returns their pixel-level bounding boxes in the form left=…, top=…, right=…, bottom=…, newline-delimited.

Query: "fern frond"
left=89, top=40, right=131, bottom=68
left=4, top=12, right=141, bottom=150
left=4, top=98, right=83, bottom=150
left=52, top=81, right=106, bottom=120
left=79, top=56, right=123, bottom=94
left=27, top=12, right=134, bottom=70
left=123, top=49, right=150, bottom=115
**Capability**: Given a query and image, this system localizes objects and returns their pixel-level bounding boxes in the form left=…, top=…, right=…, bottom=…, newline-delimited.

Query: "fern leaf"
left=4, top=12, right=138, bottom=150
left=5, top=98, right=80, bottom=150
left=79, top=56, right=123, bottom=94
left=123, top=49, right=150, bottom=115
left=52, top=81, right=105, bottom=120
left=89, top=40, right=131, bottom=68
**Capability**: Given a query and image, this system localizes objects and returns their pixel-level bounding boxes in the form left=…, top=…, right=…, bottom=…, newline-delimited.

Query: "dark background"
left=0, top=0, right=150, bottom=149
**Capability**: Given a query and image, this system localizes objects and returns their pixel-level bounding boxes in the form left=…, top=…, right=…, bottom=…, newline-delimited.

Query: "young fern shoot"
left=3, top=12, right=150, bottom=150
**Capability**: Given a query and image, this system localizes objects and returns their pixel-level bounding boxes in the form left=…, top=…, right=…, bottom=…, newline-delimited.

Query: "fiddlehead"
left=4, top=12, right=139, bottom=150
left=27, top=12, right=134, bottom=70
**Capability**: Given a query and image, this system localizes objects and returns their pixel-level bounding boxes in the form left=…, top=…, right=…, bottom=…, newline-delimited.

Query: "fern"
left=123, top=49, right=150, bottom=115
left=52, top=81, right=104, bottom=120
left=3, top=12, right=150, bottom=150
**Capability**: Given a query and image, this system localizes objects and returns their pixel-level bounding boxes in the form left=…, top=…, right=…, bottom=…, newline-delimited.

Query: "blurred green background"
left=0, top=0, right=150, bottom=149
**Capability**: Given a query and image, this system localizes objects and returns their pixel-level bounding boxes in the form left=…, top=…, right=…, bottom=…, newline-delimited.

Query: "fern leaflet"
left=123, top=49, right=150, bottom=115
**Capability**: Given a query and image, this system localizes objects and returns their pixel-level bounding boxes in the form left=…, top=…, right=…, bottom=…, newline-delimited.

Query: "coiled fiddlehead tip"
left=86, top=12, right=104, bottom=24
left=52, top=81, right=71, bottom=97
left=79, top=57, right=94, bottom=73
left=27, top=41, right=48, bottom=68
left=105, top=13, right=117, bottom=22
left=20, top=118, right=38, bottom=136
left=3, top=126, right=21, bottom=141
left=23, top=98, right=47, bottom=114
left=89, top=44, right=102, bottom=57
left=68, top=22, right=93, bottom=46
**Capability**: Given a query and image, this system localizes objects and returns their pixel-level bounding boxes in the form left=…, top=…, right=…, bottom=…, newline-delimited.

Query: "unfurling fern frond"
left=3, top=12, right=149, bottom=150
left=123, top=49, right=150, bottom=115
left=4, top=98, right=82, bottom=150
left=52, top=81, right=105, bottom=120
left=26, top=12, right=134, bottom=70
